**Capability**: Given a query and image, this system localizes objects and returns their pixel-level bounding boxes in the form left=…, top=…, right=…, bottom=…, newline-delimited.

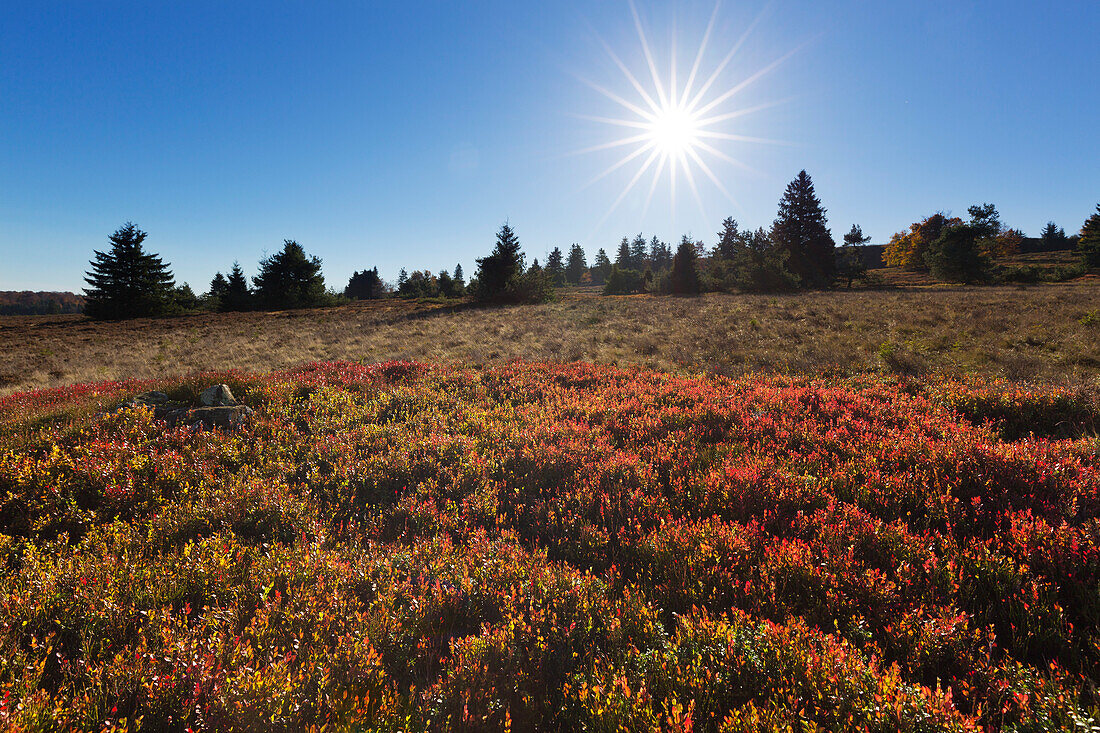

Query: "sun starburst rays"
left=578, top=0, right=794, bottom=232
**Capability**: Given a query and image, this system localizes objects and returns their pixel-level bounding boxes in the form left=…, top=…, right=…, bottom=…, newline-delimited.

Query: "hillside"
left=3, top=283, right=1100, bottom=396
left=1, top=361, right=1097, bottom=729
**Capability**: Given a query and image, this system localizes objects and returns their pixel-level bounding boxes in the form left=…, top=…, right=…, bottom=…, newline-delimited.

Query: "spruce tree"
left=771, top=171, right=835, bottom=288
left=615, top=237, right=632, bottom=268
left=83, top=222, right=176, bottom=320
left=208, top=272, right=229, bottom=300
left=592, top=249, right=612, bottom=284
left=1039, top=221, right=1069, bottom=250
left=472, top=222, right=531, bottom=303
left=670, top=235, right=700, bottom=294
left=649, top=236, right=672, bottom=271
left=630, top=233, right=648, bottom=270
left=345, top=267, right=386, bottom=299
left=221, top=261, right=252, bottom=311
left=454, top=263, right=464, bottom=283
left=1078, top=204, right=1100, bottom=268
left=566, top=243, right=587, bottom=284
left=546, top=247, right=566, bottom=285
left=252, top=240, right=328, bottom=310
left=173, top=283, right=199, bottom=311
left=715, top=217, right=742, bottom=260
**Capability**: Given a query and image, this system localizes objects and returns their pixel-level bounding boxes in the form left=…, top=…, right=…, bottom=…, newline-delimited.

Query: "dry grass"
left=3, top=283, right=1100, bottom=395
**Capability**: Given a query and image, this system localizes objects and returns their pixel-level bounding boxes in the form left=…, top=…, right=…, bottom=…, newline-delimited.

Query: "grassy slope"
left=3, top=283, right=1100, bottom=396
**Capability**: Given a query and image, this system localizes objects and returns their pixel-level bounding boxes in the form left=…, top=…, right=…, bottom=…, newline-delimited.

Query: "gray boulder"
left=108, top=384, right=252, bottom=431
left=199, top=384, right=237, bottom=407
left=173, top=405, right=254, bottom=430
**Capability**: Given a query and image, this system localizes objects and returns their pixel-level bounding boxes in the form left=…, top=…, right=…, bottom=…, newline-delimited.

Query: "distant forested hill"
left=0, top=291, right=84, bottom=315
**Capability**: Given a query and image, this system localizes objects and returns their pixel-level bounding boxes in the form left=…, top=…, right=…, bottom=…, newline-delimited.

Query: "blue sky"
left=2, top=1, right=1098, bottom=292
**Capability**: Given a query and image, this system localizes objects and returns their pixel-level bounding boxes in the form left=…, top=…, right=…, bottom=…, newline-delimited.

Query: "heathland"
left=1, top=359, right=1099, bottom=729
left=2, top=283, right=1100, bottom=730
left=3, top=282, right=1100, bottom=396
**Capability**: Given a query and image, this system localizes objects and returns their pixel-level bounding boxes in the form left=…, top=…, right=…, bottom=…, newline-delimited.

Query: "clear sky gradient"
left=2, top=1, right=1098, bottom=292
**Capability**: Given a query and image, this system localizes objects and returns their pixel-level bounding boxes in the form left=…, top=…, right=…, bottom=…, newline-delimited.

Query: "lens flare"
left=574, top=0, right=798, bottom=231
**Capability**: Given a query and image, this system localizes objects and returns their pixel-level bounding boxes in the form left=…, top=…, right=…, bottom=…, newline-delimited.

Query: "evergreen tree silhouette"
left=83, top=222, right=175, bottom=320
left=345, top=267, right=386, bottom=299
left=221, top=261, right=253, bottom=311
left=772, top=171, right=835, bottom=288
left=1078, top=204, right=1100, bottom=267
left=630, top=233, right=648, bottom=270
left=670, top=235, right=701, bottom=294
left=546, top=247, right=566, bottom=285
left=252, top=240, right=328, bottom=309
left=592, top=248, right=612, bottom=284
left=566, top=243, right=587, bottom=284
left=472, top=222, right=529, bottom=302
left=715, top=217, right=742, bottom=260
left=615, top=236, right=631, bottom=268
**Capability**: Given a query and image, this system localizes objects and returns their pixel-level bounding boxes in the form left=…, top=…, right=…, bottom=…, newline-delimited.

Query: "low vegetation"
left=1, top=361, right=1098, bottom=729
left=3, top=284, right=1100, bottom=396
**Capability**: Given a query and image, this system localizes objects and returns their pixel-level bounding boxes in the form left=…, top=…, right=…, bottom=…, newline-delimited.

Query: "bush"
left=925, top=224, right=991, bottom=283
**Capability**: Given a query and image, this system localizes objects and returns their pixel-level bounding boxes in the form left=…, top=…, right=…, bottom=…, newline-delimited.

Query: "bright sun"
left=575, top=0, right=797, bottom=229
left=647, top=106, right=702, bottom=156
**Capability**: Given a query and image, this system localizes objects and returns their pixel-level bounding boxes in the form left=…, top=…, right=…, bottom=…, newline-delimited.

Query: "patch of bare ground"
left=2, top=283, right=1099, bottom=394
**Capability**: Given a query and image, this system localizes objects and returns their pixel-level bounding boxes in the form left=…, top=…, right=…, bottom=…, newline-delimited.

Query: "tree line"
left=81, top=172, right=1100, bottom=319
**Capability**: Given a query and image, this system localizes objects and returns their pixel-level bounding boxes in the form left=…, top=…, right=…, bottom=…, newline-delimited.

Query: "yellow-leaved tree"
left=884, top=213, right=961, bottom=270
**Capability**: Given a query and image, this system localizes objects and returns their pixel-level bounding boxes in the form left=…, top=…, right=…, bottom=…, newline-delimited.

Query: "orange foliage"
left=984, top=227, right=1023, bottom=258
left=885, top=213, right=962, bottom=270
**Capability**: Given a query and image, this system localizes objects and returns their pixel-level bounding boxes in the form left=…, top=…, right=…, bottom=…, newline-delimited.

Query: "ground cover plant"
left=1, top=360, right=1099, bottom=730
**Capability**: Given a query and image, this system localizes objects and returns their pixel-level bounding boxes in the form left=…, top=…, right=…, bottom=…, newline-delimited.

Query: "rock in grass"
left=199, top=384, right=237, bottom=407
left=109, top=385, right=251, bottom=430
left=174, top=405, right=254, bottom=430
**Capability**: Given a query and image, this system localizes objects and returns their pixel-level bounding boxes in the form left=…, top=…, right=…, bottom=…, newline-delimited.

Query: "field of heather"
left=1, top=360, right=1098, bottom=730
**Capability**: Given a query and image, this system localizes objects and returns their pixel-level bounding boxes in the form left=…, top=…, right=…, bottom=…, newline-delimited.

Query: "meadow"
left=3, top=282, right=1100, bottom=396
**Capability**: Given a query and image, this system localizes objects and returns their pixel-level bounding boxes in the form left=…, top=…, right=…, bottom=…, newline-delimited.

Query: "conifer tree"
left=772, top=171, right=835, bottom=288
left=208, top=272, right=229, bottom=300
left=252, top=240, right=328, bottom=310
left=454, top=263, right=464, bottom=283
left=592, top=248, right=612, bottom=284
left=566, top=243, right=587, bottom=284
left=649, top=236, right=672, bottom=271
left=83, top=222, right=176, bottom=320
left=472, top=222, right=546, bottom=303
left=670, top=235, right=700, bottom=294
left=1078, top=204, right=1100, bottom=268
left=220, top=261, right=253, bottom=311
left=630, top=233, right=649, bottom=270
left=715, top=217, right=742, bottom=260
left=615, top=237, right=632, bottom=268
left=173, top=283, right=199, bottom=311
left=345, top=267, right=386, bottom=299
left=546, top=247, right=566, bottom=285
left=1039, top=221, right=1069, bottom=250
